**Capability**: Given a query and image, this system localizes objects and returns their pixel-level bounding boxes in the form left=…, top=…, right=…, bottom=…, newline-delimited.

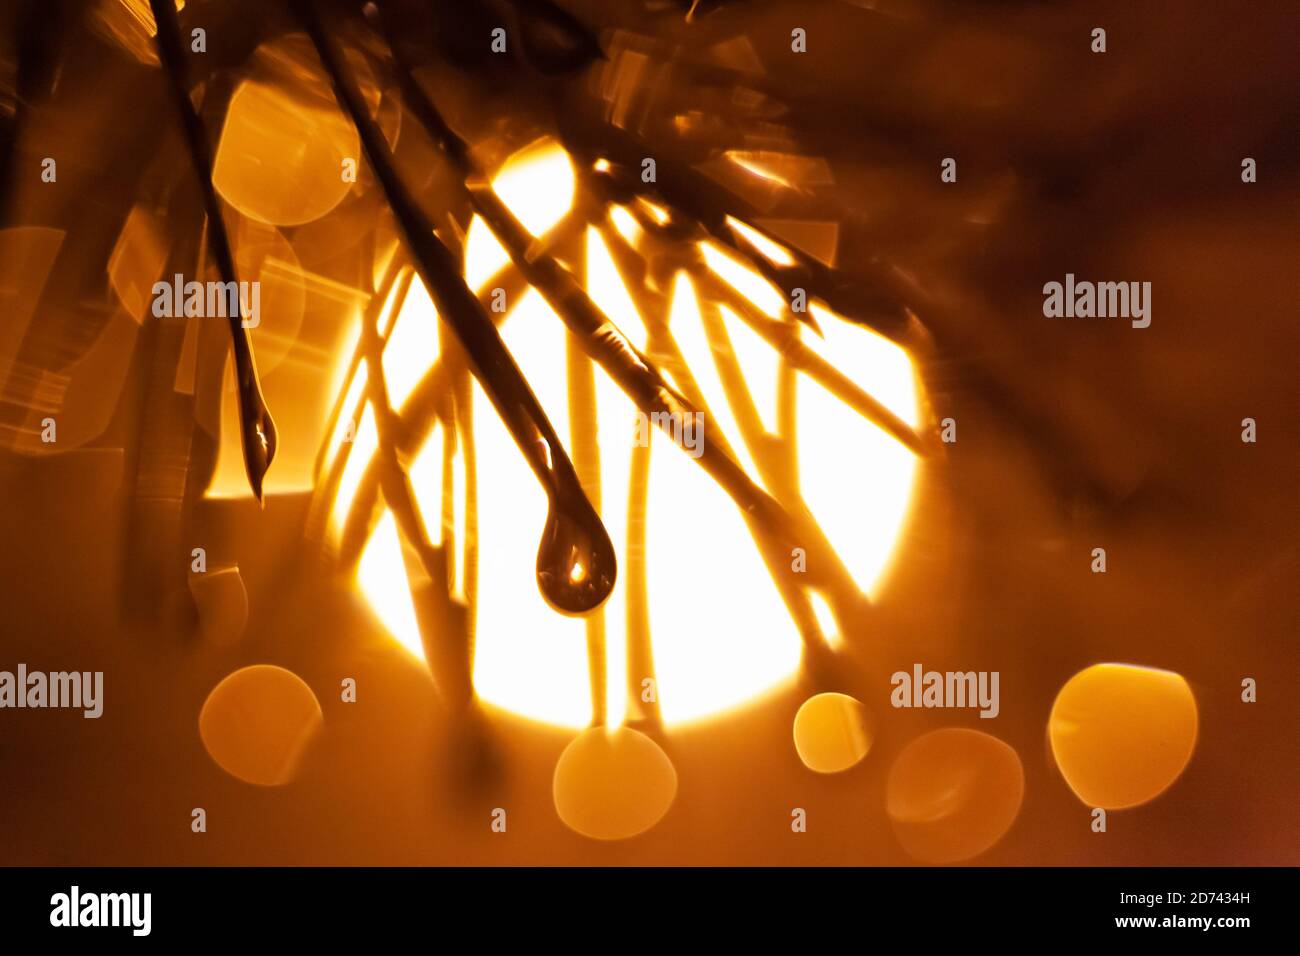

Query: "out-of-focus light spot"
left=793, top=692, right=872, bottom=773
left=553, top=726, right=677, bottom=840
left=886, top=728, right=1024, bottom=863
left=1049, top=663, right=1198, bottom=809
left=199, top=665, right=323, bottom=786
left=214, top=75, right=357, bottom=227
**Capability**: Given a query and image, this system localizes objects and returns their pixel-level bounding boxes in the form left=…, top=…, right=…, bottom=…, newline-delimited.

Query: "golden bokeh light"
left=792, top=692, right=872, bottom=773
left=198, top=665, right=324, bottom=787
left=886, top=728, right=1025, bottom=863
left=552, top=726, right=678, bottom=840
left=212, top=37, right=359, bottom=227
left=1049, top=663, right=1198, bottom=809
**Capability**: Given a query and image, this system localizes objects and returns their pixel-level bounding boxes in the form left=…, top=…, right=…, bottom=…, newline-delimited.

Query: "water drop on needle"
left=536, top=495, right=616, bottom=615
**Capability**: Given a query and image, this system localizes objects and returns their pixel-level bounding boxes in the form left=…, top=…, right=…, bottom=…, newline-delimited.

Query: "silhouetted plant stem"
left=149, top=0, right=277, bottom=502
left=379, top=33, right=873, bottom=648
left=296, top=0, right=616, bottom=616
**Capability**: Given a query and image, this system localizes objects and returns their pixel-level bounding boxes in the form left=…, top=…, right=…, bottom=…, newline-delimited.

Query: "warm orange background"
left=1, top=0, right=1297, bottom=865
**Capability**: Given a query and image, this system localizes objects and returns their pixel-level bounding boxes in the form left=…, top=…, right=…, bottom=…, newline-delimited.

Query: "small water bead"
left=536, top=494, right=617, bottom=615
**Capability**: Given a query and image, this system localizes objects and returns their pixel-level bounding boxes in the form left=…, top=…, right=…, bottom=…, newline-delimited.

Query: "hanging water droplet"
left=536, top=491, right=616, bottom=614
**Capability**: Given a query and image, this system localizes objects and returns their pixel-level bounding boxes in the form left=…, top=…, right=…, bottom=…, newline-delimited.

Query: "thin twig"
left=295, top=0, right=616, bottom=615
left=371, top=20, right=860, bottom=607
left=333, top=234, right=550, bottom=571
left=569, top=122, right=918, bottom=344
left=149, top=0, right=277, bottom=501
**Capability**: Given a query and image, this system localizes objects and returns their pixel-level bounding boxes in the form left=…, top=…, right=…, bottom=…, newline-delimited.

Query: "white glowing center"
left=329, top=141, right=920, bottom=729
